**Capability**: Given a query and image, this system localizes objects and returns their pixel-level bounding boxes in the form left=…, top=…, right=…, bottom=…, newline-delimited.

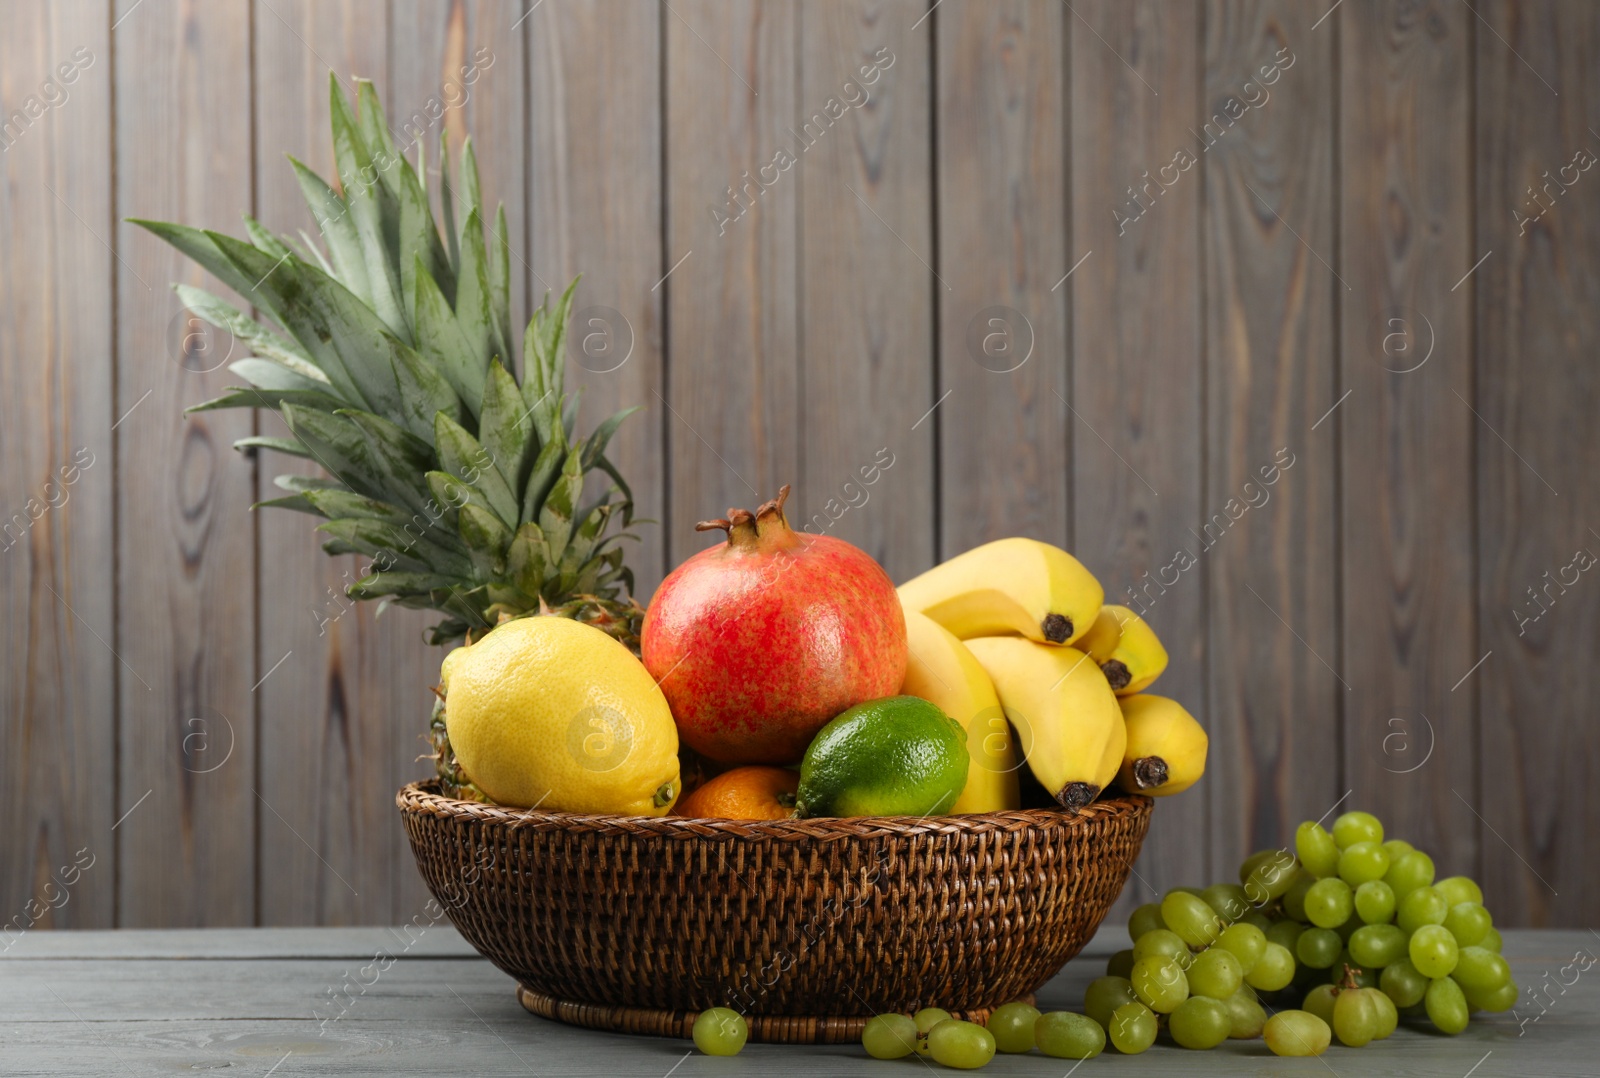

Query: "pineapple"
left=134, top=76, right=643, bottom=800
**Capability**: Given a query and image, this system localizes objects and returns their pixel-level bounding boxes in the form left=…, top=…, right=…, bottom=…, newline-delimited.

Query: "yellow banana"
left=963, top=637, right=1124, bottom=810
left=900, top=610, right=1020, bottom=814
left=1118, top=694, right=1207, bottom=797
left=897, top=538, right=1104, bottom=647
left=1077, top=604, right=1169, bottom=696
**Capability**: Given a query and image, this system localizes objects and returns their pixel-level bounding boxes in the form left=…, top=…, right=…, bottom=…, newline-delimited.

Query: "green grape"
left=1480, top=925, right=1503, bottom=953
left=1296, top=820, right=1341, bottom=878
left=985, top=1000, right=1039, bottom=1053
left=1263, top=1010, right=1332, bottom=1056
left=1348, top=923, right=1408, bottom=968
left=1397, top=885, right=1449, bottom=932
left=1162, top=890, right=1225, bottom=948
left=1384, top=850, right=1436, bottom=895
left=1435, top=876, right=1484, bottom=908
left=1133, top=928, right=1192, bottom=967
left=1443, top=901, right=1492, bottom=947
left=1224, top=988, right=1267, bottom=1038
left=926, top=1019, right=996, bottom=1070
left=1240, top=848, right=1299, bottom=904
left=1379, top=958, right=1428, bottom=1007
left=1452, top=946, right=1511, bottom=992
left=1410, top=924, right=1460, bottom=978
left=1265, top=919, right=1305, bottom=951
left=1215, top=922, right=1267, bottom=972
left=1338, top=840, right=1391, bottom=886
left=1368, top=986, right=1399, bottom=1039
left=1128, top=901, right=1167, bottom=942
left=1201, top=882, right=1252, bottom=924
left=1296, top=927, right=1341, bottom=969
left=1106, top=948, right=1135, bottom=979
left=1108, top=1001, right=1157, bottom=1054
left=1245, top=942, right=1296, bottom=991
left=1331, top=983, right=1383, bottom=1046
left=913, top=1007, right=953, bottom=1056
left=1131, top=955, right=1189, bottom=1013
left=1304, top=877, right=1355, bottom=928
left=1188, top=948, right=1244, bottom=1000
left=1281, top=871, right=1315, bottom=922
left=1354, top=879, right=1396, bottom=924
left=1381, top=838, right=1415, bottom=861
left=1424, top=975, right=1469, bottom=1034
left=1240, top=910, right=1275, bottom=932
left=1332, top=810, right=1384, bottom=848
left=1034, top=1011, right=1104, bottom=1059
left=1083, top=976, right=1138, bottom=1029
left=692, top=1008, right=748, bottom=1056
left=1302, top=982, right=1338, bottom=1025
left=1169, top=996, right=1231, bottom=1049
left=1462, top=978, right=1518, bottom=1012
left=861, top=1013, right=918, bottom=1059
left=1337, top=916, right=1362, bottom=943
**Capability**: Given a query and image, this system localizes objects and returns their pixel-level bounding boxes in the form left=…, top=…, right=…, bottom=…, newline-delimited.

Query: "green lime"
left=794, top=696, right=969, bottom=818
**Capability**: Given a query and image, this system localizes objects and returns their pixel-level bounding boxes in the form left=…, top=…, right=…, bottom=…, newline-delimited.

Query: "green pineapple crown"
left=132, top=74, right=642, bottom=647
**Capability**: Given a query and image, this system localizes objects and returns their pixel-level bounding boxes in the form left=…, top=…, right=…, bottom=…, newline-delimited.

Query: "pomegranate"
left=642, top=485, right=907, bottom=765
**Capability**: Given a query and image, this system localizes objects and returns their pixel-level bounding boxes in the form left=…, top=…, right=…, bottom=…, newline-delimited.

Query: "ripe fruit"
left=793, top=697, right=969, bottom=818
left=898, top=610, right=1020, bottom=812
left=926, top=1019, right=995, bottom=1069
left=642, top=485, right=907, bottom=764
left=1077, top=604, right=1169, bottom=694
left=896, top=537, right=1104, bottom=646
left=1263, top=1010, right=1331, bottom=1056
left=675, top=766, right=797, bottom=820
left=984, top=1001, right=1040, bottom=1053
left=1169, top=996, right=1231, bottom=1049
left=692, top=1007, right=748, bottom=1055
left=963, top=637, right=1124, bottom=809
left=861, top=1013, right=918, bottom=1059
left=440, top=617, right=679, bottom=813
left=913, top=1007, right=953, bottom=1056
left=1107, top=1001, right=1157, bottom=1053
left=1116, top=694, right=1208, bottom=796
left=1034, top=1011, right=1105, bottom=1058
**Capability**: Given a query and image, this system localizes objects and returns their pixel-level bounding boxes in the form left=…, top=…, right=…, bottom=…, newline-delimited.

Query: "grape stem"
left=1338, top=963, right=1363, bottom=992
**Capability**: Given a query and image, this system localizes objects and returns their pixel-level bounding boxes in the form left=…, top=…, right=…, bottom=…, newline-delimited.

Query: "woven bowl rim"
left=398, top=780, right=1152, bottom=840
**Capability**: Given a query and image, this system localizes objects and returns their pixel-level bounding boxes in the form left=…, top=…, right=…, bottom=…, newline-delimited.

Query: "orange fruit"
left=675, top=765, right=798, bottom=820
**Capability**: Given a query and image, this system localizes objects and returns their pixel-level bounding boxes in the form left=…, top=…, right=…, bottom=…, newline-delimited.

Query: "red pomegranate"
left=642, top=485, right=908, bottom=765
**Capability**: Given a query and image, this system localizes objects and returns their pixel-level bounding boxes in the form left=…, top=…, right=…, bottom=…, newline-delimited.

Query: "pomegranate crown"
left=695, top=484, right=797, bottom=550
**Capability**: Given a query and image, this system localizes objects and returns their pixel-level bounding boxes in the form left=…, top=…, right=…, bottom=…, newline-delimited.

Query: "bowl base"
left=515, top=984, right=1030, bottom=1044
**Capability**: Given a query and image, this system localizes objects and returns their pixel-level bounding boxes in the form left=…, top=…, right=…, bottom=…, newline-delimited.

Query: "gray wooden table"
left=3, top=927, right=1596, bottom=1076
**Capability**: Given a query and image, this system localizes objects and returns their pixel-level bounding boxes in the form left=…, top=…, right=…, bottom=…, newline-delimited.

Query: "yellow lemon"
left=440, top=616, right=680, bottom=814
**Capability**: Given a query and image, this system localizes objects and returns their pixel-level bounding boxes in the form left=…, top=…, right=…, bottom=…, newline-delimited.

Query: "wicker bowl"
left=398, top=780, right=1151, bottom=1043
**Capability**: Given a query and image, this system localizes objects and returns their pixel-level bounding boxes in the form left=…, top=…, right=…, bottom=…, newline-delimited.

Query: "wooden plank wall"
left=0, top=0, right=1595, bottom=929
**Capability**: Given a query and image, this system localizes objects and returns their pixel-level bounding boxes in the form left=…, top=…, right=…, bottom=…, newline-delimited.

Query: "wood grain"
left=0, top=0, right=115, bottom=930
left=1204, top=2, right=1339, bottom=878
left=1339, top=0, right=1478, bottom=881
left=1475, top=0, right=1600, bottom=926
left=114, top=0, right=256, bottom=927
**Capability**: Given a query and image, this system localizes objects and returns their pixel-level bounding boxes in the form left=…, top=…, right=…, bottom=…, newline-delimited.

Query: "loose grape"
left=1188, top=948, right=1245, bottom=1000
left=1133, top=928, right=1192, bottom=967
left=1480, top=925, right=1503, bottom=953
left=1108, top=1001, right=1157, bottom=1054
left=913, top=1007, right=953, bottom=1056
left=693, top=1008, right=748, bottom=1056
left=1452, top=946, right=1512, bottom=992
left=1296, top=820, right=1341, bottom=878
left=1349, top=923, right=1408, bottom=968
left=1397, top=885, right=1449, bottom=932
left=1265, top=919, right=1305, bottom=951
left=1169, top=996, right=1231, bottom=1049
left=861, top=1013, right=918, bottom=1059
left=1128, top=901, right=1167, bottom=941
left=1332, top=983, right=1383, bottom=1046
left=1106, top=948, right=1135, bottom=979
left=1354, top=879, right=1396, bottom=924
left=1444, top=902, right=1492, bottom=947
left=1296, top=927, right=1342, bottom=969
left=1201, top=882, right=1252, bottom=924
left=1084, top=976, right=1138, bottom=1029
left=1245, top=942, right=1296, bottom=991
left=1130, top=955, right=1189, bottom=1013
left=1215, top=922, right=1267, bottom=972
left=1410, top=924, right=1460, bottom=978
left=1332, top=810, right=1384, bottom=848
left=1338, top=841, right=1391, bottom=886
left=1263, top=1009, right=1332, bottom=1056
left=1162, top=890, right=1225, bottom=948
left=985, top=1000, right=1039, bottom=1053
left=1281, top=871, right=1315, bottom=923
left=1425, top=975, right=1470, bottom=1034
left=926, top=1019, right=996, bottom=1070
left=1302, top=982, right=1338, bottom=1025
left=1034, top=1011, right=1104, bottom=1059
left=1384, top=850, right=1436, bottom=896
left=1241, top=848, right=1299, bottom=903
left=1224, top=988, right=1267, bottom=1038
left=1240, top=910, right=1275, bottom=932
left=1435, top=876, right=1484, bottom=908
left=1381, top=838, right=1415, bottom=861
left=1304, top=877, right=1355, bottom=928
left=1368, top=986, right=1399, bottom=1039
left=1462, top=978, right=1518, bottom=1012
left=1379, top=958, right=1428, bottom=1007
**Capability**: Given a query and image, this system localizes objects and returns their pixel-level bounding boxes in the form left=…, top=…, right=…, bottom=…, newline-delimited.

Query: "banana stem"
left=1131, top=756, right=1169, bottom=789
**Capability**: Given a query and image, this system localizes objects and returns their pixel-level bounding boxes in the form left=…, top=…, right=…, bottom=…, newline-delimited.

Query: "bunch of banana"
left=896, top=538, right=1207, bottom=812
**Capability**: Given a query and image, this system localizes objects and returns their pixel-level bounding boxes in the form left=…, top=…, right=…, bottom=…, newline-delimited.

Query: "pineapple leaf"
left=589, top=452, right=636, bottom=525
left=130, top=220, right=283, bottom=322
left=433, top=412, right=519, bottom=526
left=317, top=518, right=455, bottom=575
left=398, top=153, right=455, bottom=326
left=506, top=522, right=551, bottom=599
left=520, top=435, right=567, bottom=525
left=339, top=409, right=436, bottom=514
left=348, top=570, right=462, bottom=601
left=274, top=473, right=342, bottom=493
left=302, top=487, right=418, bottom=526
left=288, top=157, right=372, bottom=306
left=329, top=74, right=408, bottom=341
left=234, top=434, right=311, bottom=459
left=478, top=359, right=534, bottom=497
left=281, top=403, right=408, bottom=505
left=243, top=215, right=294, bottom=260
left=172, top=283, right=325, bottom=382
left=457, top=137, right=482, bottom=242
left=412, top=255, right=484, bottom=417
left=438, top=132, right=460, bottom=271
left=488, top=205, right=512, bottom=360
left=581, top=405, right=642, bottom=472
left=188, top=386, right=343, bottom=415
left=296, top=228, right=336, bottom=275
left=354, top=80, right=404, bottom=205
left=229, top=358, right=331, bottom=393
left=458, top=503, right=511, bottom=576
left=391, top=340, right=461, bottom=441
left=537, top=447, right=585, bottom=560
left=255, top=493, right=324, bottom=516
left=454, top=207, right=496, bottom=370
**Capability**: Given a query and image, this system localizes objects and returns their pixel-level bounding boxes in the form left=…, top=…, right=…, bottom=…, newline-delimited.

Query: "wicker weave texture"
left=399, top=782, right=1151, bottom=1041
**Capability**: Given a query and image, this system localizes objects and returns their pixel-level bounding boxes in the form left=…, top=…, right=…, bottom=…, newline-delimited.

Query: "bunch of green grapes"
left=1086, top=810, right=1517, bottom=1056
